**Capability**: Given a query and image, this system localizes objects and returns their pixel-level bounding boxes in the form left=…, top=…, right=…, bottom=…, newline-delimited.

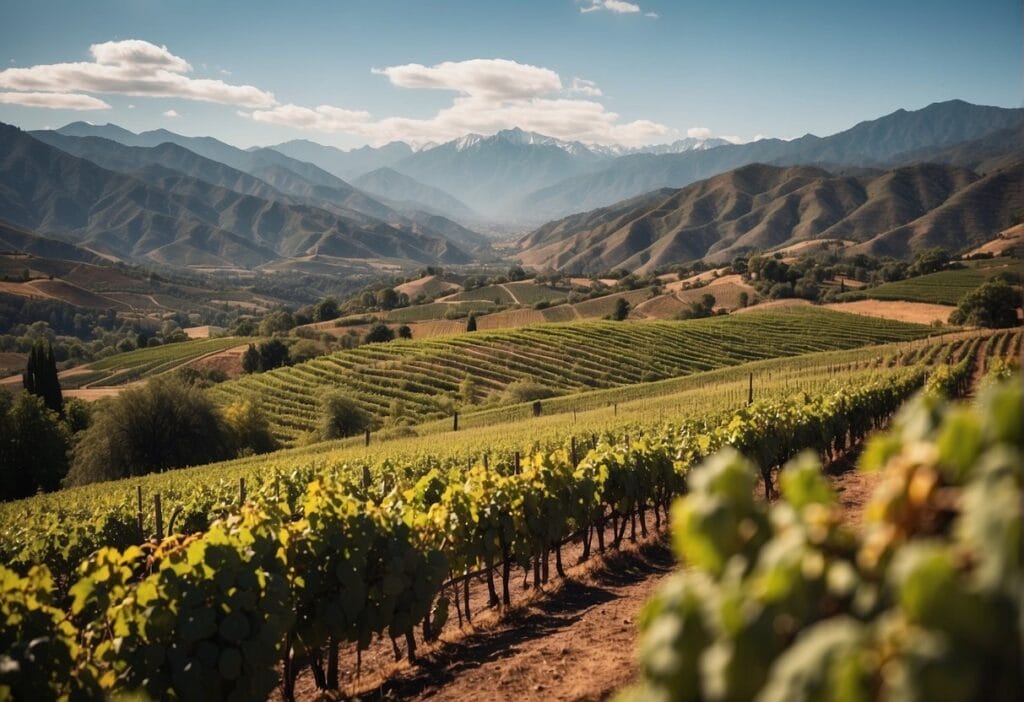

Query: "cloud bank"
left=0, top=39, right=276, bottom=109
left=247, top=58, right=674, bottom=146
left=0, top=91, right=111, bottom=110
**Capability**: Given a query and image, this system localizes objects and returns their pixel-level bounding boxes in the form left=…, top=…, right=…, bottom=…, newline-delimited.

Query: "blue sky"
left=0, top=0, right=1019, bottom=149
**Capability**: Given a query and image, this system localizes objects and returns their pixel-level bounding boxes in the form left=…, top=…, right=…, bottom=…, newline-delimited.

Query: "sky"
left=0, top=0, right=1020, bottom=149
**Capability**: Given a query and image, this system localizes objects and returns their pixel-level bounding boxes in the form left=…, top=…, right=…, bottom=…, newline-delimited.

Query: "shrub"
left=502, top=379, right=557, bottom=403
left=319, top=391, right=371, bottom=440
left=363, top=323, right=395, bottom=344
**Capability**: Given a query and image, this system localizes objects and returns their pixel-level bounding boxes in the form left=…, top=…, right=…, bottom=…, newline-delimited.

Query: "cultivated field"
left=209, top=307, right=933, bottom=444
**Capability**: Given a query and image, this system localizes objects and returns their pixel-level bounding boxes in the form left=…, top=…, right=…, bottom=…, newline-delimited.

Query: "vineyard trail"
left=286, top=442, right=889, bottom=702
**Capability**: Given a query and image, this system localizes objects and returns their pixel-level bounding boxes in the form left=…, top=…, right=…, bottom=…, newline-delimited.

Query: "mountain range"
left=0, top=123, right=471, bottom=269
left=518, top=159, right=1024, bottom=273
left=0, top=99, right=1021, bottom=279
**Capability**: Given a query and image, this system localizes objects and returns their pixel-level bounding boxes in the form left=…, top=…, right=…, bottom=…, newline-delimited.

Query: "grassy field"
left=852, top=258, right=1024, bottom=305
left=60, top=336, right=249, bottom=388
left=210, top=307, right=934, bottom=444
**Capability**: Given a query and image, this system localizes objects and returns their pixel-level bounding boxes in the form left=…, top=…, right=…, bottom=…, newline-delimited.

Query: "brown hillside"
left=518, top=160, right=1020, bottom=273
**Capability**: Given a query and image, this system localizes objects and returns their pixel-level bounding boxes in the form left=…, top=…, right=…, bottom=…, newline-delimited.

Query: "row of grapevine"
left=1, top=365, right=935, bottom=700
left=3, top=329, right=1013, bottom=599
left=619, top=373, right=1022, bottom=702
left=209, top=308, right=932, bottom=443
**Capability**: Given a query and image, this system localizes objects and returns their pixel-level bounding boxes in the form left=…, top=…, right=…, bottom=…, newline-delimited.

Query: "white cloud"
left=0, top=39, right=276, bottom=108
left=245, top=58, right=674, bottom=147
left=127, top=103, right=135, bottom=109
left=162, top=109, right=179, bottom=118
left=0, top=91, right=111, bottom=110
left=373, top=58, right=561, bottom=100
left=686, top=126, right=712, bottom=139
left=569, top=77, right=602, bottom=97
left=578, top=1, right=655, bottom=16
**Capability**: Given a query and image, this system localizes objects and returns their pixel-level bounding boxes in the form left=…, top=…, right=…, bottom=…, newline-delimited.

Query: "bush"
left=224, top=400, right=278, bottom=455
left=502, top=379, right=557, bottom=403
left=319, top=391, right=371, bottom=440
left=363, top=323, right=395, bottom=344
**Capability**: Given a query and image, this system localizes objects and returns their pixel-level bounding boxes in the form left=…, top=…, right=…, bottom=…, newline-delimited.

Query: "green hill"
left=209, top=307, right=933, bottom=444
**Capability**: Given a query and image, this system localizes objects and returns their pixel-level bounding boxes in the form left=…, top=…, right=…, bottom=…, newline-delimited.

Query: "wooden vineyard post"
left=747, top=372, right=754, bottom=406
left=362, top=465, right=372, bottom=488
left=154, top=494, right=164, bottom=540
left=614, top=403, right=618, bottom=417
left=453, top=411, right=459, bottom=432
left=571, top=436, right=578, bottom=467
left=136, top=485, right=144, bottom=538
left=514, top=452, right=520, bottom=474
left=483, top=453, right=489, bottom=471
left=365, top=429, right=371, bottom=447
left=239, top=477, right=246, bottom=505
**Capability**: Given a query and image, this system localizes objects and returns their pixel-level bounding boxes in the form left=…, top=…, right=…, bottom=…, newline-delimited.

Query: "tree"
left=65, top=378, right=233, bottom=486
left=0, top=390, right=70, bottom=500
left=466, top=314, right=478, bottom=332
left=259, top=310, right=295, bottom=336
left=257, top=338, right=290, bottom=371
left=910, top=247, right=951, bottom=276
left=949, top=280, right=1020, bottom=328
left=223, top=400, right=278, bottom=455
left=459, top=375, right=478, bottom=405
left=363, top=323, right=395, bottom=344
left=22, top=339, right=63, bottom=414
left=397, top=325, right=413, bottom=339
left=612, top=297, right=630, bottom=321
left=738, top=291, right=749, bottom=308
left=376, top=288, right=400, bottom=310
left=313, top=297, right=340, bottom=322
left=242, top=343, right=260, bottom=374
left=288, top=340, right=322, bottom=365
left=319, top=391, right=371, bottom=440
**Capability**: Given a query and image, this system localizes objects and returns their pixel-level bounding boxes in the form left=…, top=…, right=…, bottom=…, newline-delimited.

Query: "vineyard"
left=854, top=257, right=1024, bottom=305
left=59, top=336, right=248, bottom=389
left=0, top=320, right=1020, bottom=699
left=6, top=327, right=1014, bottom=593
left=209, top=307, right=934, bottom=444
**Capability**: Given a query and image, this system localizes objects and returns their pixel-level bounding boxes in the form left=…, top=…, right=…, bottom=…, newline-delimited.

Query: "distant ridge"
left=518, top=159, right=1024, bottom=273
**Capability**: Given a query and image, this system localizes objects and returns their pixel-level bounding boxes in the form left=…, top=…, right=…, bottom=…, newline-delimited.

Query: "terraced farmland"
left=856, top=258, right=1024, bottom=305
left=209, top=307, right=933, bottom=444
left=60, top=336, right=249, bottom=388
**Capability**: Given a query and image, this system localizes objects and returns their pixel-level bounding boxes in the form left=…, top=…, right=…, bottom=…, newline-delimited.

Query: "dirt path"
left=364, top=543, right=674, bottom=702
left=499, top=283, right=521, bottom=305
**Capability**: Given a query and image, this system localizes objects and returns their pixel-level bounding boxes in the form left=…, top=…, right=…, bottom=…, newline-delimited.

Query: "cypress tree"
left=23, top=339, right=63, bottom=414
left=466, top=313, right=477, bottom=332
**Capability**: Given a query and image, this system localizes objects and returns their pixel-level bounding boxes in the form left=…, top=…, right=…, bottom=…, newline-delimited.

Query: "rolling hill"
left=517, top=160, right=1023, bottom=273
left=0, top=124, right=470, bottom=269
left=43, top=126, right=490, bottom=253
